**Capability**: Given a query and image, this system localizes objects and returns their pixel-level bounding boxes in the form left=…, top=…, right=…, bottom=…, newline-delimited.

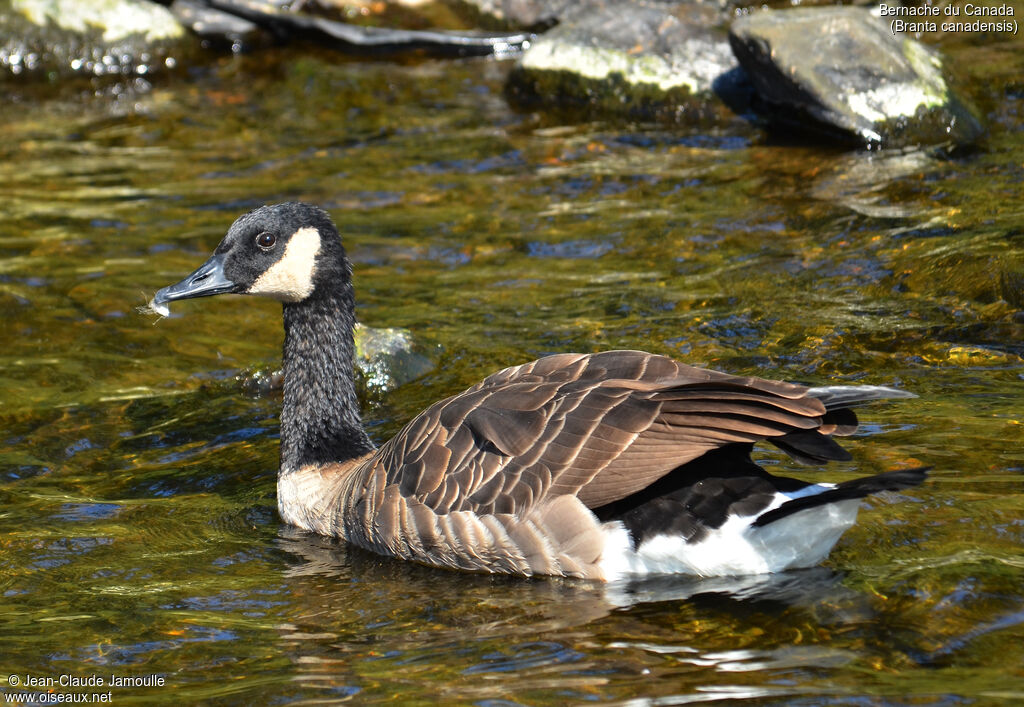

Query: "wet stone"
left=506, top=0, right=743, bottom=123
left=352, top=324, right=436, bottom=397
left=183, top=0, right=531, bottom=58
left=445, top=0, right=580, bottom=30
left=169, top=0, right=267, bottom=52
left=728, top=6, right=983, bottom=148
left=1, top=0, right=190, bottom=82
left=239, top=325, right=436, bottom=398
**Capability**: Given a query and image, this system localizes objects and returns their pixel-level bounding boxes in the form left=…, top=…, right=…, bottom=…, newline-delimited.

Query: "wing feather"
left=378, top=351, right=859, bottom=517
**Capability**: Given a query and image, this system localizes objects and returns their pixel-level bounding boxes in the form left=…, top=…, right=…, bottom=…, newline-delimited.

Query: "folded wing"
left=376, top=350, right=898, bottom=518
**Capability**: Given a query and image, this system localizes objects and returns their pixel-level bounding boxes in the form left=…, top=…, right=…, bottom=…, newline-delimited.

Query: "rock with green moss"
left=507, top=0, right=745, bottom=123
left=0, top=0, right=190, bottom=81
left=729, top=6, right=982, bottom=148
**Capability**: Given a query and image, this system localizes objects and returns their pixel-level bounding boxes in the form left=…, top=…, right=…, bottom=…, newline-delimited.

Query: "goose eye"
left=256, top=232, right=277, bottom=250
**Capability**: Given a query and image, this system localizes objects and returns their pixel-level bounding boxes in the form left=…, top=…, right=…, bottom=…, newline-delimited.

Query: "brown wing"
left=375, top=350, right=840, bottom=517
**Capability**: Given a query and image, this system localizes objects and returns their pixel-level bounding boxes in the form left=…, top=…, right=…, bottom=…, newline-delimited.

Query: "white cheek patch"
left=247, top=226, right=322, bottom=302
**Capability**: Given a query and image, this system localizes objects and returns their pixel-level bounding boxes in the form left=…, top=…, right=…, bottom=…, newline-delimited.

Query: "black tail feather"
left=769, top=385, right=915, bottom=465
left=821, top=407, right=859, bottom=436
left=772, top=430, right=853, bottom=464
left=751, top=467, right=930, bottom=528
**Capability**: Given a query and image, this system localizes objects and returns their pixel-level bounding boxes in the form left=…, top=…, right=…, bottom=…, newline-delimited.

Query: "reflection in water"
left=276, top=527, right=614, bottom=628
left=277, top=528, right=859, bottom=617
left=274, top=529, right=926, bottom=703
left=807, top=148, right=940, bottom=219
left=604, top=567, right=855, bottom=610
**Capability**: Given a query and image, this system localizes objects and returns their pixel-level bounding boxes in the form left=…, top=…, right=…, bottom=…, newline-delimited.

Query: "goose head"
left=152, top=202, right=374, bottom=468
left=152, top=202, right=348, bottom=313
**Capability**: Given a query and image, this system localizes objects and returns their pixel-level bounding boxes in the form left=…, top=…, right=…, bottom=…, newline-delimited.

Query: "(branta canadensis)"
left=151, top=202, right=927, bottom=581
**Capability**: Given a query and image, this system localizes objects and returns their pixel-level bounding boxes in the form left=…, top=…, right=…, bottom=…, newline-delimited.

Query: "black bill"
left=152, top=253, right=238, bottom=312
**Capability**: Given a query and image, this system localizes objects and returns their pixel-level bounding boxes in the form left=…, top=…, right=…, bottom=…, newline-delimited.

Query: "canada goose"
left=151, top=202, right=927, bottom=580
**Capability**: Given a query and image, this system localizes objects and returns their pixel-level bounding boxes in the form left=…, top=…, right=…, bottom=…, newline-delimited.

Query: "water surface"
left=2, top=35, right=1023, bottom=705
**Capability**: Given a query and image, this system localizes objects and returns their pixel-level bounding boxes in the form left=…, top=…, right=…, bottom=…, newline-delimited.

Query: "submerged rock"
left=0, top=0, right=189, bottom=81
left=507, top=0, right=746, bottom=122
left=240, top=324, right=436, bottom=398
left=353, top=324, right=436, bottom=396
left=808, top=148, right=939, bottom=218
left=729, top=6, right=982, bottom=148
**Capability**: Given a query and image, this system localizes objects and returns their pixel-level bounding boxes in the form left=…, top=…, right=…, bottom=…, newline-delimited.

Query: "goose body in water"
left=152, top=203, right=926, bottom=581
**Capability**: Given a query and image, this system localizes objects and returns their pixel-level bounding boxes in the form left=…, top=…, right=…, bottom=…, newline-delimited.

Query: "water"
left=2, top=33, right=1023, bottom=705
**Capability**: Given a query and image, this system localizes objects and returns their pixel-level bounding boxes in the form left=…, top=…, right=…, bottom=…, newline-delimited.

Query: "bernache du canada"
left=880, top=2, right=1016, bottom=32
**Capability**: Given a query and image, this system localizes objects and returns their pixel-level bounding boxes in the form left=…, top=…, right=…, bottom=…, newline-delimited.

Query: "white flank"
left=277, top=464, right=348, bottom=538
left=277, top=466, right=322, bottom=534
left=248, top=227, right=322, bottom=302
left=598, top=485, right=862, bottom=581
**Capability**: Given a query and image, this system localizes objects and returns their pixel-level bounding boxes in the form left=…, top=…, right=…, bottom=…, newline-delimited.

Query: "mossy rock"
left=0, top=0, right=190, bottom=82
left=507, top=1, right=743, bottom=123
left=729, top=6, right=983, bottom=148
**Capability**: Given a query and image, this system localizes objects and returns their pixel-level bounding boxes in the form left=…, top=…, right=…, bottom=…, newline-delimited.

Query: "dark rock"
left=203, top=0, right=533, bottom=57
left=507, top=1, right=746, bottom=123
left=169, top=0, right=267, bottom=52
left=444, top=0, right=578, bottom=30
left=0, top=0, right=189, bottom=82
left=729, top=6, right=983, bottom=148
left=448, top=0, right=756, bottom=31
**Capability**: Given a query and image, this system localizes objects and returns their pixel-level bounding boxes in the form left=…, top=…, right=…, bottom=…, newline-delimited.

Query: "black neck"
left=279, top=281, right=375, bottom=471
